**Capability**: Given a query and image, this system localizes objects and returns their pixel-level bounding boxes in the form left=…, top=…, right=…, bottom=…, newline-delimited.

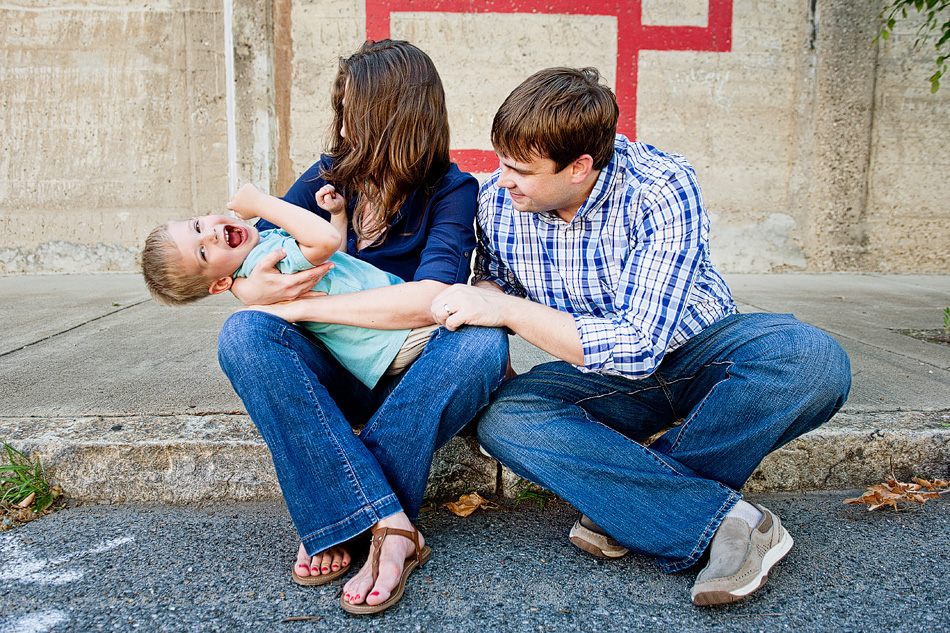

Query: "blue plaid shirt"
left=474, top=135, right=737, bottom=378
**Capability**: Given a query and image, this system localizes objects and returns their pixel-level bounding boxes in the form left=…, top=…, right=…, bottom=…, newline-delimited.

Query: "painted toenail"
left=370, top=591, right=379, bottom=597
left=322, top=567, right=329, bottom=573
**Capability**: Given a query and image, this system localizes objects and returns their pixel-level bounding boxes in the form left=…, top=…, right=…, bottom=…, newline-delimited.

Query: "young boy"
left=141, top=183, right=435, bottom=389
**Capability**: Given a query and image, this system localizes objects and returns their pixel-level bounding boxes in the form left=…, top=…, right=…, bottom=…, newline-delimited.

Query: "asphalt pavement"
left=0, top=272, right=949, bottom=632
left=1, top=492, right=948, bottom=632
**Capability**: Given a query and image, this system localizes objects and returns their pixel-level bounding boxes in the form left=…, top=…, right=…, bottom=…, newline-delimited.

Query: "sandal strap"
left=368, top=525, right=424, bottom=581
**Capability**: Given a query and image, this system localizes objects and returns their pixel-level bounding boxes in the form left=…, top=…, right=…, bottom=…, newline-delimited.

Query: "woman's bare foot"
left=294, top=542, right=351, bottom=579
left=342, top=512, right=424, bottom=607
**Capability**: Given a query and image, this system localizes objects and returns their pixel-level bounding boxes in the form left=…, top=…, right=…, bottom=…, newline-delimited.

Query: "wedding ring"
left=444, top=303, right=452, bottom=315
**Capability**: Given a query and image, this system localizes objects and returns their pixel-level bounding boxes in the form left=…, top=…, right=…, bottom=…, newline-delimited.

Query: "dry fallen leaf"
left=913, top=476, right=949, bottom=490
left=844, top=476, right=949, bottom=511
left=14, top=492, right=35, bottom=509
left=281, top=616, right=322, bottom=623
left=443, top=492, right=496, bottom=517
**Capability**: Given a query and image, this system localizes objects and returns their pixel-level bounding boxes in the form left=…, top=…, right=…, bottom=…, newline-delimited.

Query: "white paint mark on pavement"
left=0, top=533, right=133, bottom=585
left=0, top=609, right=68, bottom=633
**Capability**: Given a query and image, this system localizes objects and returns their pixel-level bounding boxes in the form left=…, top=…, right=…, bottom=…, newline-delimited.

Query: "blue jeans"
left=218, top=311, right=508, bottom=557
left=477, top=313, right=850, bottom=572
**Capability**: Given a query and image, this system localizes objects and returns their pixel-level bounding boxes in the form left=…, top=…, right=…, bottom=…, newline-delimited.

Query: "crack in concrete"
left=0, top=300, right=151, bottom=359
left=733, top=299, right=950, bottom=373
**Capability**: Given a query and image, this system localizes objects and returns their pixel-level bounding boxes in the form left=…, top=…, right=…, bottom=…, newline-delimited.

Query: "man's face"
left=495, top=154, right=578, bottom=220
left=166, top=215, right=260, bottom=285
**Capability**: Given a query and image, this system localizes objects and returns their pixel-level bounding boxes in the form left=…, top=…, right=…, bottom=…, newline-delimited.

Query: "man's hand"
left=227, top=183, right=267, bottom=221
left=231, top=249, right=332, bottom=305
left=433, top=282, right=585, bottom=366
left=431, top=284, right=510, bottom=331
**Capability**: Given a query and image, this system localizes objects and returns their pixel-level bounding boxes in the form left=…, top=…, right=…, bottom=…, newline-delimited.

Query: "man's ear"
left=208, top=276, right=233, bottom=295
left=569, top=154, right=595, bottom=184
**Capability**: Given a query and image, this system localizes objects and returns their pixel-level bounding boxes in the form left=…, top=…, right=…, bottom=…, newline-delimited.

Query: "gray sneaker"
left=691, top=504, right=793, bottom=606
left=569, top=515, right=629, bottom=558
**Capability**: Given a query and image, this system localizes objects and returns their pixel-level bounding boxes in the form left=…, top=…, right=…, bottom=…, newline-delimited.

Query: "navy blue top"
left=258, top=155, right=478, bottom=284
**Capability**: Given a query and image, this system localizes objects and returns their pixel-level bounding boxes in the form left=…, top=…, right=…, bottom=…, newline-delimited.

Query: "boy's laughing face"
left=167, top=215, right=260, bottom=288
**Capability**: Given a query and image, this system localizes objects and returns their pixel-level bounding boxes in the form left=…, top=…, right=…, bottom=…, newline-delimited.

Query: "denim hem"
left=657, top=490, right=741, bottom=574
left=299, top=494, right=403, bottom=557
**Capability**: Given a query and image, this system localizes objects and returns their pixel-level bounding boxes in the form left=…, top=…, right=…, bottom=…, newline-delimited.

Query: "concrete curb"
left=4, top=410, right=948, bottom=504
left=2, top=274, right=948, bottom=508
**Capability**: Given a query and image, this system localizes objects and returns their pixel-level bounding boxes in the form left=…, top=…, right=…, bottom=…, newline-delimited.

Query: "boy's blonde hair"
left=141, top=224, right=212, bottom=306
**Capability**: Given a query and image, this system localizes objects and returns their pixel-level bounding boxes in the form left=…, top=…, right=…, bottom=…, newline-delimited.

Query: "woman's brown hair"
left=324, top=40, right=451, bottom=243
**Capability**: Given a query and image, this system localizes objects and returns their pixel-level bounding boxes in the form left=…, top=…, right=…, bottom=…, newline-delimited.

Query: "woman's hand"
left=241, top=299, right=317, bottom=323
left=230, top=249, right=333, bottom=305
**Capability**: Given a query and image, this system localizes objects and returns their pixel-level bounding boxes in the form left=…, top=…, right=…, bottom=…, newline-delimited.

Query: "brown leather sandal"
left=291, top=544, right=352, bottom=586
left=340, top=525, right=431, bottom=614
left=292, top=560, right=350, bottom=587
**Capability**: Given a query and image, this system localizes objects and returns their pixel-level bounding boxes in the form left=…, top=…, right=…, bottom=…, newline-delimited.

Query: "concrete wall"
left=0, top=0, right=230, bottom=272
left=1, top=0, right=947, bottom=274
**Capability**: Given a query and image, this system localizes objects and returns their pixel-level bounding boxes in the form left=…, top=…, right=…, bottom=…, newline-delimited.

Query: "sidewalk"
left=0, top=273, right=948, bottom=503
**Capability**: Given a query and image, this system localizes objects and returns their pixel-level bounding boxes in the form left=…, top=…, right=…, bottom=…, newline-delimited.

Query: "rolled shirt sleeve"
left=575, top=167, right=708, bottom=375
left=474, top=136, right=736, bottom=380
left=411, top=172, right=479, bottom=285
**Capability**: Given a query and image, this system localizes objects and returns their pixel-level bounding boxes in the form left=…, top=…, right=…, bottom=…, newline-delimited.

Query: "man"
left=432, top=67, right=851, bottom=606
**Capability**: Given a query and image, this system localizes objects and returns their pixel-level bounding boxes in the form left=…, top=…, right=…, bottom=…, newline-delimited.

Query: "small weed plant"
left=514, top=478, right=556, bottom=511
left=1, top=443, right=63, bottom=529
left=892, top=307, right=950, bottom=346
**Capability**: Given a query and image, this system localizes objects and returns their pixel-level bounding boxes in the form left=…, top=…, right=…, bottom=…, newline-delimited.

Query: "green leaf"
left=0, top=442, right=59, bottom=510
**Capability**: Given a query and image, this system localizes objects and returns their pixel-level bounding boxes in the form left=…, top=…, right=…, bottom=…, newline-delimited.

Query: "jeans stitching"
left=299, top=495, right=400, bottom=544
left=654, top=373, right=678, bottom=417
left=634, top=429, right=695, bottom=478
left=360, top=326, right=446, bottom=439
left=281, top=324, right=376, bottom=513
left=525, top=362, right=665, bottom=406
left=664, top=360, right=733, bottom=453
left=573, top=382, right=668, bottom=406
left=659, top=490, right=739, bottom=573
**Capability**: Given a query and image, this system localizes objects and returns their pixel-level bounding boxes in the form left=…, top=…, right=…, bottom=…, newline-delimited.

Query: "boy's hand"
left=227, top=183, right=267, bottom=221
left=315, top=184, right=346, bottom=215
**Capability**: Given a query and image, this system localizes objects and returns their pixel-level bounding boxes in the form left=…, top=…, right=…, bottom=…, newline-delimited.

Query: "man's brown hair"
left=491, top=67, right=619, bottom=172
left=141, top=224, right=210, bottom=307
left=324, top=39, right=451, bottom=243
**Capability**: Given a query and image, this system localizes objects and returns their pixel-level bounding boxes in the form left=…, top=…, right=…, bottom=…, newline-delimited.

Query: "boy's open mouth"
left=225, top=225, right=247, bottom=248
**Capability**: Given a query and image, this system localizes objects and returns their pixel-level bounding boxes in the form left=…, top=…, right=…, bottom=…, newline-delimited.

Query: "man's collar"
left=570, top=152, right=618, bottom=222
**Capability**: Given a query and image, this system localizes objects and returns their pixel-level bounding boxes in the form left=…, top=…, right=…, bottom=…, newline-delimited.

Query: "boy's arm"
left=329, top=211, right=348, bottom=253
left=228, top=183, right=342, bottom=266
left=315, top=185, right=348, bottom=253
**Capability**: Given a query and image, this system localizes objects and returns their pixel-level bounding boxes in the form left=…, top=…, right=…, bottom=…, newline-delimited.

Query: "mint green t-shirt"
left=233, top=229, right=411, bottom=389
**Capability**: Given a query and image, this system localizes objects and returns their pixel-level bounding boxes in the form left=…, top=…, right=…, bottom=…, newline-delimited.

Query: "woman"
left=217, top=40, right=508, bottom=614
